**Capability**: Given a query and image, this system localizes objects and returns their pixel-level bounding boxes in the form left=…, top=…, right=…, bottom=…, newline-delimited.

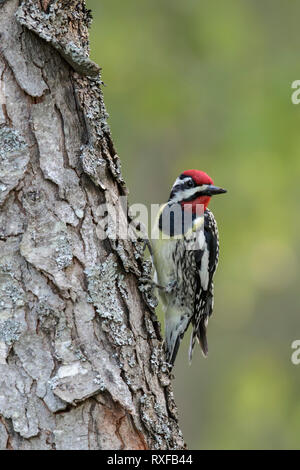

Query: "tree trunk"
left=0, top=0, right=184, bottom=450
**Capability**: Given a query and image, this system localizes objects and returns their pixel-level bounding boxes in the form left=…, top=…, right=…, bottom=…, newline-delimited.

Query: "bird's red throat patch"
left=181, top=196, right=211, bottom=213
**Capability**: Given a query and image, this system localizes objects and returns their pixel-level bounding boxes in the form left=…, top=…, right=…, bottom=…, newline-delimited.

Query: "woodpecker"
left=151, top=169, right=226, bottom=367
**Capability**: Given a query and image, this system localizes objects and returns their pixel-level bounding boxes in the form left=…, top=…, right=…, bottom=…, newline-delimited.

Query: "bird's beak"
left=207, top=185, right=227, bottom=196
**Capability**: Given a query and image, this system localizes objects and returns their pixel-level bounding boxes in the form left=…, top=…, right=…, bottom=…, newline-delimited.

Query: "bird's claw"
left=165, top=280, right=177, bottom=293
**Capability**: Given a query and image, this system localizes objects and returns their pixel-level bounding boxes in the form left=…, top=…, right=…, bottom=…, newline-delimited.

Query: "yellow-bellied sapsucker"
left=151, top=170, right=227, bottom=367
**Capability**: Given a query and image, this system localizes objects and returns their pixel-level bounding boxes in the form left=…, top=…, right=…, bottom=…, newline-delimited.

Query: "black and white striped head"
left=169, top=169, right=227, bottom=212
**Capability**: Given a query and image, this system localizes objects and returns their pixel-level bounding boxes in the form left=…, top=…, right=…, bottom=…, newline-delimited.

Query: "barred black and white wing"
left=189, top=209, right=219, bottom=361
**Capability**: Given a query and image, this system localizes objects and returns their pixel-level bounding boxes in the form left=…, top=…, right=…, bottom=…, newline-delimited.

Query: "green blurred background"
left=87, top=0, right=300, bottom=449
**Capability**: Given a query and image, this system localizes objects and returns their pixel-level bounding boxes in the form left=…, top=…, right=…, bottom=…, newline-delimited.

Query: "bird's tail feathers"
left=197, top=316, right=208, bottom=357
left=189, top=316, right=208, bottom=363
left=188, top=329, right=196, bottom=364
left=165, top=308, right=191, bottom=367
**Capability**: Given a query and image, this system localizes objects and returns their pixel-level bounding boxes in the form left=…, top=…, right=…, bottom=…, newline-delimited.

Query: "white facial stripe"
left=196, top=184, right=209, bottom=192
left=170, top=184, right=209, bottom=203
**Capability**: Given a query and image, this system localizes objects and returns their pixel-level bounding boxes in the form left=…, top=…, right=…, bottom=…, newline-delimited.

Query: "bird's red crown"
left=182, top=169, right=213, bottom=186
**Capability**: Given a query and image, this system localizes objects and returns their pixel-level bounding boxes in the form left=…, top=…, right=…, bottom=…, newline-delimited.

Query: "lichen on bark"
left=0, top=0, right=185, bottom=450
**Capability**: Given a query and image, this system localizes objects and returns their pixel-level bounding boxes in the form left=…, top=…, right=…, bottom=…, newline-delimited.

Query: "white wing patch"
left=200, top=243, right=209, bottom=291
left=197, top=228, right=206, bottom=250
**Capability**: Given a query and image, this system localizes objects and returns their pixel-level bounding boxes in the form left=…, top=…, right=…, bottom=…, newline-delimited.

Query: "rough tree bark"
left=0, top=0, right=184, bottom=450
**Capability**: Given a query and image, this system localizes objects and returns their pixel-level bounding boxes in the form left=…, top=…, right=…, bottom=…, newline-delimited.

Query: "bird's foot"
left=139, top=277, right=165, bottom=290
left=165, top=279, right=177, bottom=293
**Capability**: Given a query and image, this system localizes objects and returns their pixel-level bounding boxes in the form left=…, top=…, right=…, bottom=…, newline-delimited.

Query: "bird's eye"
left=187, top=179, right=194, bottom=188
